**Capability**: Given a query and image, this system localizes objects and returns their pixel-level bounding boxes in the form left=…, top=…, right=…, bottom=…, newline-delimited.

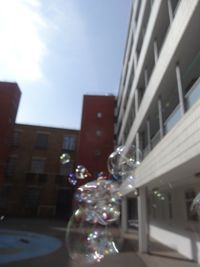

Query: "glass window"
left=31, top=158, right=45, bottom=174
left=59, top=163, right=72, bottom=175
left=35, top=133, right=48, bottom=149
left=12, top=131, right=21, bottom=146
left=24, top=188, right=40, bottom=210
left=63, top=136, right=76, bottom=150
left=38, top=174, right=47, bottom=184
left=6, top=156, right=17, bottom=177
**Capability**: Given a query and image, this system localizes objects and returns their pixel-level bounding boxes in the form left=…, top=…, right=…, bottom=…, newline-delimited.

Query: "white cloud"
left=0, top=0, right=47, bottom=82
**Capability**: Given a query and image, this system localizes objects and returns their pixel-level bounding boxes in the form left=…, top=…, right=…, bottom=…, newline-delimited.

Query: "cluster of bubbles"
left=60, top=153, right=91, bottom=186
left=59, top=145, right=141, bottom=264
left=152, top=189, right=165, bottom=201
left=66, top=175, right=122, bottom=264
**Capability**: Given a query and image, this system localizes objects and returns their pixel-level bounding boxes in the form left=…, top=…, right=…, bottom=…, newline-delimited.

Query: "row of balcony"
left=142, top=76, right=200, bottom=158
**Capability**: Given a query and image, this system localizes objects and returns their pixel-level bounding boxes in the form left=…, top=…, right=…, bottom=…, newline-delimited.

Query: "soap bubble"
left=66, top=208, right=122, bottom=264
left=94, top=202, right=120, bottom=225
left=74, top=178, right=121, bottom=208
left=107, top=145, right=141, bottom=180
left=76, top=180, right=99, bottom=205
left=66, top=145, right=140, bottom=264
left=60, top=153, right=70, bottom=164
left=190, top=192, right=200, bottom=219
left=0, top=215, right=5, bottom=221
left=76, top=165, right=91, bottom=179
left=67, top=173, right=77, bottom=186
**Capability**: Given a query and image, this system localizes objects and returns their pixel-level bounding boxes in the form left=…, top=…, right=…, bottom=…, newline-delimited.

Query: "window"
left=25, top=173, right=35, bottom=184
left=5, top=156, right=17, bottom=177
left=38, top=174, right=47, bottom=184
left=31, top=158, right=45, bottom=174
left=55, top=175, right=64, bottom=185
left=59, top=164, right=72, bottom=175
left=35, top=133, right=48, bottom=149
left=63, top=136, right=76, bottom=150
left=24, top=188, right=40, bottom=210
left=171, top=0, right=180, bottom=16
left=12, top=131, right=21, bottom=146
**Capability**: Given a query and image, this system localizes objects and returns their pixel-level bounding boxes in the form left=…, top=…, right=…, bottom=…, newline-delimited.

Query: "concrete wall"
left=150, top=225, right=200, bottom=262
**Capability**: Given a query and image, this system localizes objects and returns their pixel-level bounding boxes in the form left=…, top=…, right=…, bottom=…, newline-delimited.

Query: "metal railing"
left=164, top=104, right=181, bottom=134
left=185, top=76, right=200, bottom=110
left=151, top=130, right=160, bottom=149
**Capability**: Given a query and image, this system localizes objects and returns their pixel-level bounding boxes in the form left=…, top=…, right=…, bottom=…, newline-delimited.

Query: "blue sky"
left=0, top=0, right=132, bottom=130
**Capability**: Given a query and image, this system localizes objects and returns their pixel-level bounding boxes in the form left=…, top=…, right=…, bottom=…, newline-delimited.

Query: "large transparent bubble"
left=66, top=208, right=122, bottom=264
left=107, top=145, right=141, bottom=180
left=66, top=145, right=142, bottom=264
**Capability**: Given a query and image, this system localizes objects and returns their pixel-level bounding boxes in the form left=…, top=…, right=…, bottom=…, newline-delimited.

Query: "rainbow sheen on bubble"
left=67, top=173, right=77, bottom=186
left=107, top=145, right=141, bottom=180
left=66, top=208, right=122, bottom=264
left=60, top=153, right=70, bottom=164
left=75, top=165, right=91, bottom=179
left=66, top=177, right=122, bottom=264
left=66, top=145, right=142, bottom=264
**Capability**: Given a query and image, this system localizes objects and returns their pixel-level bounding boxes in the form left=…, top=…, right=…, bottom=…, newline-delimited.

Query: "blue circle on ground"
left=0, top=229, right=62, bottom=264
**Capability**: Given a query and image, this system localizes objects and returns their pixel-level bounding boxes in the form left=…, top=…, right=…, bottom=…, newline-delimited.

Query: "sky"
left=0, top=0, right=132, bottom=130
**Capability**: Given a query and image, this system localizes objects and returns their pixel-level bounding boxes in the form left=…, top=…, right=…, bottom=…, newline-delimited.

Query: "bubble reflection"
left=107, top=145, right=141, bottom=181
left=75, top=165, right=91, bottom=180
left=66, top=208, right=121, bottom=264
left=60, top=153, right=70, bottom=164
left=66, top=144, right=142, bottom=264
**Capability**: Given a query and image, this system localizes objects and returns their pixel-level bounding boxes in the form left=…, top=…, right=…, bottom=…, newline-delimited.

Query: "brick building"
left=0, top=124, right=79, bottom=218
left=0, top=82, right=21, bottom=187
left=77, top=95, right=116, bottom=185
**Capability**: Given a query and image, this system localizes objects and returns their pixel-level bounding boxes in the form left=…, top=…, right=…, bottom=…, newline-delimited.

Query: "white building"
left=116, top=0, right=200, bottom=263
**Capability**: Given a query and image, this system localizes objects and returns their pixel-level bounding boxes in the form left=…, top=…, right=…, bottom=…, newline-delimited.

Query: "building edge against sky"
left=116, top=0, right=200, bottom=263
left=0, top=82, right=21, bottom=187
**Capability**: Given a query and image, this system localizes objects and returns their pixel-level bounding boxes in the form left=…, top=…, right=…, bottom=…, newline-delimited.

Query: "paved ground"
left=0, top=218, right=70, bottom=267
left=0, top=218, right=199, bottom=267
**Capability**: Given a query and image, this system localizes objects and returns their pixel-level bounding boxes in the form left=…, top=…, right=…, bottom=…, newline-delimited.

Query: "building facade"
left=117, top=0, right=200, bottom=263
left=0, top=124, right=79, bottom=219
left=77, top=95, right=115, bottom=185
left=0, top=82, right=21, bottom=187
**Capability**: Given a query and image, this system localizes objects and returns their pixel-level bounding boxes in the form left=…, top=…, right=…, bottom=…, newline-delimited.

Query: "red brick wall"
left=0, top=82, right=21, bottom=186
left=77, top=95, right=115, bottom=185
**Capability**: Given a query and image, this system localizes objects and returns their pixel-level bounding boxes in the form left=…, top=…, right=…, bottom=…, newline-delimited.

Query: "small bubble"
left=107, top=145, right=141, bottom=182
left=60, top=153, right=70, bottom=164
left=67, top=173, right=77, bottom=186
left=75, top=165, right=91, bottom=179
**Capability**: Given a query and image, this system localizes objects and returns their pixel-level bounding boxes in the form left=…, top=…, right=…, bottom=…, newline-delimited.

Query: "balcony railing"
left=151, top=130, right=160, bottom=149
left=164, top=104, right=181, bottom=134
left=143, top=146, right=150, bottom=159
left=185, top=76, right=200, bottom=110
